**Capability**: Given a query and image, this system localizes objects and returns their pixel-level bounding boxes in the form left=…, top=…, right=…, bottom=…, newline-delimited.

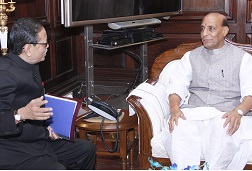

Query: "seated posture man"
left=166, top=12, right=252, bottom=170
left=0, top=18, right=96, bottom=170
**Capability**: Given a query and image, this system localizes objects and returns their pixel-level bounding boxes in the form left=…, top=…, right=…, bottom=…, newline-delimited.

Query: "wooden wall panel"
left=247, top=0, right=252, bottom=44
left=183, top=0, right=225, bottom=12
left=56, top=37, right=73, bottom=75
left=9, top=0, right=49, bottom=24
left=247, top=0, right=251, bottom=22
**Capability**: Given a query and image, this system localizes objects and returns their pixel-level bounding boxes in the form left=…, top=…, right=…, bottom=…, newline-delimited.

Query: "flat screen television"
left=61, top=0, right=182, bottom=28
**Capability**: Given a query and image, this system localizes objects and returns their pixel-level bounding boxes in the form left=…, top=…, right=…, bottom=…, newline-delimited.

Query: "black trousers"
left=0, top=139, right=96, bottom=170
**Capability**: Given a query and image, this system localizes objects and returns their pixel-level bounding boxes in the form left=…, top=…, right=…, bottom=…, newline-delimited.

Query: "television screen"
left=61, top=0, right=182, bottom=27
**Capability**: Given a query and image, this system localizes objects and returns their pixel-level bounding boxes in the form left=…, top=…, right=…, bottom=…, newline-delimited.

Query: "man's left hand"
left=222, top=111, right=242, bottom=136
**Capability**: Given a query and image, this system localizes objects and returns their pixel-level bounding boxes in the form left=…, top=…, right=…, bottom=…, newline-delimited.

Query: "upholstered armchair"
left=126, top=39, right=252, bottom=170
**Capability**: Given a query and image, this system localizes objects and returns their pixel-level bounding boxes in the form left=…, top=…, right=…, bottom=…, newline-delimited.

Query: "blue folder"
left=45, top=94, right=82, bottom=141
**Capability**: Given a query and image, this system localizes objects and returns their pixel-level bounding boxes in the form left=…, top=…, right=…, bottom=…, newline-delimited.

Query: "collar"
left=7, top=52, right=37, bottom=71
left=205, top=42, right=228, bottom=55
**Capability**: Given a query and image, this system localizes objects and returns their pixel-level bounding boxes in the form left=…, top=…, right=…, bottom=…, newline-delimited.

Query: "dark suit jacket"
left=0, top=52, right=56, bottom=165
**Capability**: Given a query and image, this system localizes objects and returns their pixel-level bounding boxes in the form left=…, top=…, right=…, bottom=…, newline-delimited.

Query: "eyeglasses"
left=29, top=42, right=48, bottom=47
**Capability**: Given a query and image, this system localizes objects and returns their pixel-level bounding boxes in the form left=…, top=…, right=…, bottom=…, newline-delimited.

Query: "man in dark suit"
left=0, top=18, right=96, bottom=169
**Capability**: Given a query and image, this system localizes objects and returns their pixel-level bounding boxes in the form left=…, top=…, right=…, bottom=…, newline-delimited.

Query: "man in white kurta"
left=166, top=12, right=252, bottom=170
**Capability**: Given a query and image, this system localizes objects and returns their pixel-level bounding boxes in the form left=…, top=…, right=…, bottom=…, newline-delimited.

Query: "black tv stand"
left=83, top=25, right=165, bottom=100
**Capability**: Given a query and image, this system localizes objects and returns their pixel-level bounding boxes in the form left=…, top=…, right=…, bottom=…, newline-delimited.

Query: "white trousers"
left=165, top=107, right=252, bottom=170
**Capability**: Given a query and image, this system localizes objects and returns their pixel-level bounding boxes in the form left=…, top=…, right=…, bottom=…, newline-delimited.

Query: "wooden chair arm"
left=127, top=95, right=153, bottom=169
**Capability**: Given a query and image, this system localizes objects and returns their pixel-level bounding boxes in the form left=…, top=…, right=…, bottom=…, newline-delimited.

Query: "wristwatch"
left=237, top=109, right=244, bottom=116
left=14, top=110, right=23, bottom=122
left=14, top=114, right=22, bottom=121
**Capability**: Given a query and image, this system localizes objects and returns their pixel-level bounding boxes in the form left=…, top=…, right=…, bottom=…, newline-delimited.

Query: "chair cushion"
left=129, top=81, right=170, bottom=135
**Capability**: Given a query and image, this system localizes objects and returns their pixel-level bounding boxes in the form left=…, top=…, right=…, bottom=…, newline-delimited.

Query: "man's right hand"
left=168, top=106, right=186, bottom=133
left=16, top=96, right=53, bottom=121
left=168, top=94, right=186, bottom=133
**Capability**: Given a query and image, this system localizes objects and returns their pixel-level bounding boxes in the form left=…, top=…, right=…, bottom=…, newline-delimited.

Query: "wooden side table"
left=76, top=108, right=138, bottom=170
